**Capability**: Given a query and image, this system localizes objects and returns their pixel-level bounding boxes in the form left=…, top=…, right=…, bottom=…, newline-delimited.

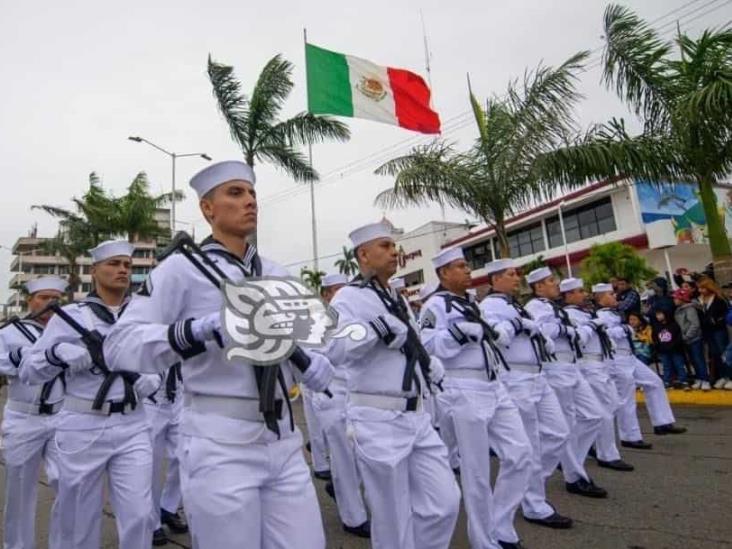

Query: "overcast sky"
left=1, top=0, right=729, bottom=300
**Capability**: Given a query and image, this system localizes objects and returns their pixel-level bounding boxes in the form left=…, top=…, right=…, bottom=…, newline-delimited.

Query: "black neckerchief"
left=536, top=297, right=582, bottom=359
left=488, top=292, right=551, bottom=365
left=197, top=237, right=292, bottom=437
left=441, top=291, right=503, bottom=378
left=164, top=363, right=183, bottom=402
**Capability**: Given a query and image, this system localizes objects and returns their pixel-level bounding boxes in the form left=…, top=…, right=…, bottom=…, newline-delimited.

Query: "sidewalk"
left=637, top=388, right=732, bottom=406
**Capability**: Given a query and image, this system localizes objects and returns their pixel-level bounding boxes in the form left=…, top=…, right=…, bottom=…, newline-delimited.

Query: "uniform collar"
left=200, top=236, right=258, bottom=274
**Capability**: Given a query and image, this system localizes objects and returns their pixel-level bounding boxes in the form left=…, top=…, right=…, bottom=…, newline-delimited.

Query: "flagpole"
left=304, top=27, right=319, bottom=271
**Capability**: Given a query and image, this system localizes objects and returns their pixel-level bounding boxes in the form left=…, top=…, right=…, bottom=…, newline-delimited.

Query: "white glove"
left=191, top=312, right=222, bottom=342
left=301, top=351, right=334, bottom=392
left=134, top=375, right=163, bottom=399
left=493, top=324, right=513, bottom=347
left=427, top=356, right=445, bottom=386
left=454, top=321, right=484, bottom=343
left=370, top=314, right=408, bottom=350
left=591, top=317, right=608, bottom=329
left=53, top=343, right=92, bottom=373
left=543, top=336, right=556, bottom=355
left=609, top=326, right=628, bottom=340
left=520, top=318, right=539, bottom=335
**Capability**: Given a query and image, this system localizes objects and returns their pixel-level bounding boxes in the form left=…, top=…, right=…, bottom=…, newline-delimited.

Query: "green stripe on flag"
left=306, top=44, right=353, bottom=117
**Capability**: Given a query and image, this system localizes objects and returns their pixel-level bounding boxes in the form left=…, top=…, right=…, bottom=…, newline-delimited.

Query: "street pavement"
left=1, top=397, right=731, bottom=548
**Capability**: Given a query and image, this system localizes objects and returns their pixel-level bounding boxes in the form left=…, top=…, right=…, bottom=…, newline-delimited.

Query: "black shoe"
left=152, top=528, right=167, bottom=546
left=524, top=511, right=573, bottom=529
left=343, top=520, right=371, bottom=538
left=566, top=478, right=608, bottom=498
left=324, top=481, right=336, bottom=501
left=654, top=424, right=687, bottom=435
left=313, top=469, right=332, bottom=481
left=621, top=440, right=653, bottom=450
left=160, top=508, right=188, bottom=534
left=597, top=459, right=634, bottom=472
left=499, top=541, right=527, bottom=549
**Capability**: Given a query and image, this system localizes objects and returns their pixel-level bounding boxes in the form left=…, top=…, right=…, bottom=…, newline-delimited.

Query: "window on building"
left=402, top=270, right=424, bottom=287
left=507, top=223, right=545, bottom=258
left=33, top=265, right=55, bottom=275
left=132, top=266, right=150, bottom=275
left=464, top=241, right=493, bottom=270
left=132, top=249, right=150, bottom=258
left=81, top=282, right=92, bottom=293
left=57, top=264, right=70, bottom=275
left=546, top=197, right=616, bottom=248
left=82, top=265, right=92, bottom=274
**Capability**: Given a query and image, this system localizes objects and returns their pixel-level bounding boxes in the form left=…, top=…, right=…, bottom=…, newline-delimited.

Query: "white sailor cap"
left=390, top=277, right=405, bottom=290
left=25, top=276, right=68, bottom=295
left=559, top=277, right=583, bottom=293
left=526, top=266, right=552, bottom=284
left=419, top=281, right=438, bottom=301
left=432, top=247, right=464, bottom=269
left=592, top=282, right=614, bottom=294
left=484, top=258, right=516, bottom=275
left=348, top=222, right=393, bottom=248
left=89, top=240, right=134, bottom=264
left=190, top=160, right=256, bottom=198
left=321, top=273, right=348, bottom=288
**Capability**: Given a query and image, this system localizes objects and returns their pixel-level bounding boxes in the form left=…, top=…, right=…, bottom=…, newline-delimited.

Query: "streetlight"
left=127, top=136, right=211, bottom=232
left=557, top=201, right=572, bottom=277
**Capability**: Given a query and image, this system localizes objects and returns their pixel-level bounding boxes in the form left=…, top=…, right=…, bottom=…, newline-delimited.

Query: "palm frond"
left=256, top=144, right=317, bottom=182
left=247, top=55, right=295, bottom=147
left=270, top=112, right=350, bottom=147
left=207, top=55, right=252, bottom=159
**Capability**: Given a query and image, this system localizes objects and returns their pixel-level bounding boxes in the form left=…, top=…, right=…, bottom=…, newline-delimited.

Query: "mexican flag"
left=305, top=43, right=441, bottom=134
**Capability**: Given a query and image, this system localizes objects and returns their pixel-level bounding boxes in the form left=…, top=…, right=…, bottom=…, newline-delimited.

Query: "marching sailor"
left=479, top=259, right=573, bottom=531
left=560, top=279, right=634, bottom=472
left=19, top=240, right=160, bottom=549
left=524, top=268, right=607, bottom=498
left=104, top=161, right=331, bottom=549
left=309, top=273, right=370, bottom=538
left=316, top=221, right=460, bottom=549
left=420, top=248, right=532, bottom=549
left=145, top=361, right=189, bottom=546
left=0, top=276, right=67, bottom=549
left=593, top=283, right=686, bottom=448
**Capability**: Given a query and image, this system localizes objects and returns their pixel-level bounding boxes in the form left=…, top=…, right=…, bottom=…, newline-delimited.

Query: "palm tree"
left=207, top=54, right=350, bottom=181
left=594, top=5, right=732, bottom=282
left=580, top=242, right=656, bottom=287
left=334, top=246, right=358, bottom=276
left=300, top=267, right=326, bottom=293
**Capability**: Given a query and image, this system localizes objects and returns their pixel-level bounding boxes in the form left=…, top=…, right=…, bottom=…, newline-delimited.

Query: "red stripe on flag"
left=386, top=67, right=441, bottom=134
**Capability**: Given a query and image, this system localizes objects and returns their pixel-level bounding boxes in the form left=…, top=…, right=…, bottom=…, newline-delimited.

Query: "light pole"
left=558, top=201, right=572, bottom=277
left=128, top=136, right=211, bottom=233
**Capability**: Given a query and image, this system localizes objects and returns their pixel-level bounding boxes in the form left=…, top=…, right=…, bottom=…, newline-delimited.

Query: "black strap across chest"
left=12, top=320, right=66, bottom=409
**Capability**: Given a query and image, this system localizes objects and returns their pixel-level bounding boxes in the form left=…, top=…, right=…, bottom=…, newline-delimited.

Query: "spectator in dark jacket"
left=673, top=289, right=710, bottom=390
left=697, top=277, right=731, bottom=388
left=647, top=277, right=675, bottom=324
left=652, top=309, right=688, bottom=389
left=616, top=277, right=641, bottom=318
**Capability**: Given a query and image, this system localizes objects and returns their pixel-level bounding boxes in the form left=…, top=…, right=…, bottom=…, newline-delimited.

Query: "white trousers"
left=302, top=387, right=329, bottom=472
left=543, top=363, right=606, bottom=483
left=436, top=378, right=532, bottom=547
left=348, top=406, right=460, bottom=549
left=311, top=385, right=368, bottom=527
left=500, top=372, right=569, bottom=519
left=145, top=401, right=183, bottom=529
left=179, top=428, right=325, bottom=549
left=614, top=356, right=676, bottom=441
left=581, top=362, right=622, bottom=462
left=54, top=413, right=154, bottom=549
left=1, top=409, right=61, bottom=549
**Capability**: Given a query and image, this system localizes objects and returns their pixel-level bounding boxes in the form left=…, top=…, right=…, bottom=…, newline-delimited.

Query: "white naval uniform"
left=564, top=306, right=621, bottom=462
left=309, top=367, right=368, bottom=528
left=525, top=298, right=606, bottom=483
left=319, top=279, right=460, bottom=549
left=421, top=290, right=531, bottom=548
left=597, top=308, right=675, bottom=440
left=19, top=297, right=156, bottom=549
left=302, top=385, right=329, bottom=472
left=103, top=242, right=325, bottom=549
left=144, top=363, right=184, bottom=531
left=480, top=293, right=569, bottom=521
left=0, top=319, right=63, bottom=549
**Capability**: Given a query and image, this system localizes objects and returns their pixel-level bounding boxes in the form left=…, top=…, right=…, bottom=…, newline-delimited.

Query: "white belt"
left=552, top=351, right=576, bottom=363
left=63, top=396, right=139, bottom=416
left=581, top=352, right=605, bottom=362
left=505, top=363, right=541, bottom=374
left=445, top=368, right=493, bottom=382
left=7, top=399, right=63, bottom=416
left=349, top=392, right=422, bottom=412
left=184, top=393, right=280, bottom=422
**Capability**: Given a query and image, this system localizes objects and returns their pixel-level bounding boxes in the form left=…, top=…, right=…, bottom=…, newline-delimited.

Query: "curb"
left=637, top=389, right=732, bottom=406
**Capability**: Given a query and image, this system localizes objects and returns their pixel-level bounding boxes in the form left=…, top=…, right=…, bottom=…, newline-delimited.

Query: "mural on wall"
left=635, top=181, right=732, bottom=244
